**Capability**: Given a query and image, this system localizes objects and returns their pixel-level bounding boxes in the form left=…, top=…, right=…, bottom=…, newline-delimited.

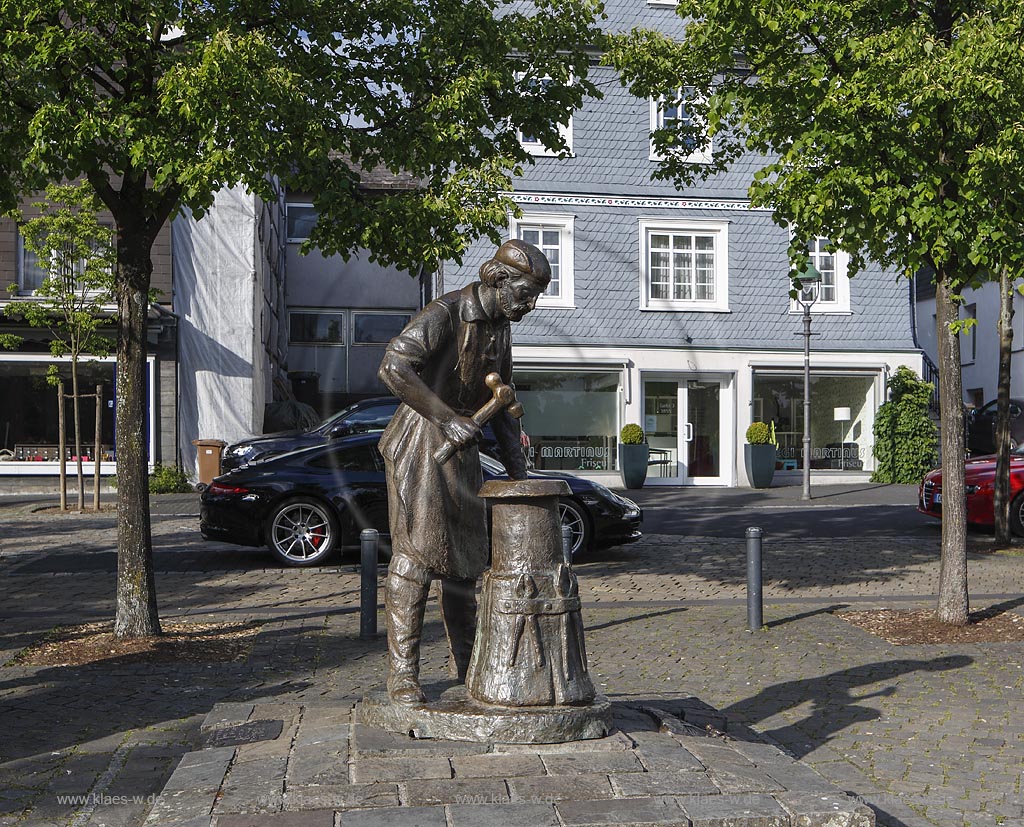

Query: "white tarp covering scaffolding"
left=173, top=186, right=264, bottom=476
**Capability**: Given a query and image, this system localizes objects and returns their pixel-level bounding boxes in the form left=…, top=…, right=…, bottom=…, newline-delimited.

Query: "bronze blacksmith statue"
left=377, top=239, right=550, bottom=705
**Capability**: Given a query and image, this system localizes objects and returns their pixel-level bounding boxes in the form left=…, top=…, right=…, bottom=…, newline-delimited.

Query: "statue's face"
left=496, top=274, right=546, bottom=321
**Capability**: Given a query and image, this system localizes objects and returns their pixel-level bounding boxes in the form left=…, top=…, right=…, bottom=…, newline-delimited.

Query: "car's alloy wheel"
left=558, top=499, right=591, bottom=558
left=267, top=498, right=338, bottom=566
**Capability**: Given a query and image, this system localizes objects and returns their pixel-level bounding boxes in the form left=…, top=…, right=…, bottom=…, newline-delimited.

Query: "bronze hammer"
left=433, top=372, right=524, bottom=464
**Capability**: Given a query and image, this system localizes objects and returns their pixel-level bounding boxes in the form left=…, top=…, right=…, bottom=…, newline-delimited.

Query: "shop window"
left=286, top=204, right=318, bottom=243
left=650, top=87, right=712, bottom=164
left=515, top=74, right=573, bottom=157
left=510, top=213, right=575, bottom=308
left=289, top=311, right=345, bottom=345
left=751, top=372, right=876, bottom=472
left=0, top=357, right=151, bottom=470
left=352, top=313, right=411, bottom=345
left=639, top=219, right=729, bottom=312
left=514, top=370, right=621, bottom=471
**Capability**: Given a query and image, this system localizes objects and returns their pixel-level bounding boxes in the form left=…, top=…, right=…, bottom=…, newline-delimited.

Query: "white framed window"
left=516, top=75, right=574, bottom=158
left=638, top=219, right=729, bottom=312
left=16, top=224, right=113, bottom=295
left=286, top=203, right=318, bottom=243
left=790, top=236, right=851, bottom=313
left=649, top=87, right=711, bottom=164
left=510, top=213, right=575, bottom=308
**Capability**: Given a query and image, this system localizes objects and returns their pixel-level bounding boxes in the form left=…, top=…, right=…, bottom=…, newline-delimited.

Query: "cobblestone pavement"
left=0, top=498, right=1022, bottom=826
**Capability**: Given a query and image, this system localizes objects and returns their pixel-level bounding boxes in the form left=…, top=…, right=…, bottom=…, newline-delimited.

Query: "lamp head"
left=795, top=264, right=822, bottom=307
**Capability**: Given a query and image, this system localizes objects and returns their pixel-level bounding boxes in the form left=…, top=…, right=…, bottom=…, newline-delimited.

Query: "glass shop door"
left=642, top=378, right=725, bottom=485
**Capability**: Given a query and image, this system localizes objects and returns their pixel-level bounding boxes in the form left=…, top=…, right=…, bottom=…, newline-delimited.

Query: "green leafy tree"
left=4, top=183, right=116, bottom=511
left=608, top=0, right=1024, bottom=625
left=0, top=0, right=602, bottom=637
left=871, top=367, right=938, bottom=485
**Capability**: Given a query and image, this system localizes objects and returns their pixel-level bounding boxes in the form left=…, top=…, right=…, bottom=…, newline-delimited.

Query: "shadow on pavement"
left=720, top=655, right=973, bottom=761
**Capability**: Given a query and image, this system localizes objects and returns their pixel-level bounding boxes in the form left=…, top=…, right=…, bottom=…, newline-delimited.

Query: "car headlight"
left=965, top=484, right=981, bottom=496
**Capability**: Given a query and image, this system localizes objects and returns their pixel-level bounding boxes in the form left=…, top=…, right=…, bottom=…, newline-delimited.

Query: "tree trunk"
left=934, top=273, right=969, bottom=626
left=94, top=383, right=102, bottom=512
left=58, top=381, right=67, bottom=512
left=113, top=232, right=161, bottom=638
left=993, top=266, right=1014, bottom=545
left=71, top=362, right=85, bottom=511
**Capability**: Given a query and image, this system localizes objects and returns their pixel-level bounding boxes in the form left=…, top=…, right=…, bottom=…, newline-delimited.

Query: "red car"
left=918, top=450, right=1024, bottom=535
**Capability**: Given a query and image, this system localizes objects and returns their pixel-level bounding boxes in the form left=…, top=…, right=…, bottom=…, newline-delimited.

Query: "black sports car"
left=201, top=433, right=641, bottom=566
left=220, top=396, right=503, bottom=473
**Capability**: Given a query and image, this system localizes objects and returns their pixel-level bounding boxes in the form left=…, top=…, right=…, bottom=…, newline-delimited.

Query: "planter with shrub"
left=744, top=422, right=777, bottom=489
left=618, top=424, right=649, bottom=490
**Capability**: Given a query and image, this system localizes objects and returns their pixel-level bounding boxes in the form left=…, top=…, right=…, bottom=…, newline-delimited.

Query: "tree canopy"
left=0, top=0, right=604, bottom=636
left=607, top=0, right=1024, bottom=623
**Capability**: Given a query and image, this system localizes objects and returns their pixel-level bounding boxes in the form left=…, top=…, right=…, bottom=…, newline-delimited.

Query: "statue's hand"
left=441, top=415, right=482, bottom=448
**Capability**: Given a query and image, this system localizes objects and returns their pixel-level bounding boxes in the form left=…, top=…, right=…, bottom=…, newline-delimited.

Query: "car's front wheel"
left=1010, top=492, right=1024, bottom=538
left=266, top=498, right=339, bottom=566
left=558, top=499, right=591, bottom=558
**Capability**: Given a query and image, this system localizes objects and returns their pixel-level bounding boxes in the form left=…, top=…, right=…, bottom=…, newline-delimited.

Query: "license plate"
left=934, top=493, right=941, bottom=504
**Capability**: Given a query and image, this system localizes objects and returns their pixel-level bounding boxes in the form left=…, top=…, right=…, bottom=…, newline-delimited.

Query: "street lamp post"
left=795, top=269, right=822, bottom=501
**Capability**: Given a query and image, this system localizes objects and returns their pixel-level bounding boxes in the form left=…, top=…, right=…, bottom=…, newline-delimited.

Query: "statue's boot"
left=440, top=577, right=478, bottom=683
left=385, top=566, right=430, bottom=705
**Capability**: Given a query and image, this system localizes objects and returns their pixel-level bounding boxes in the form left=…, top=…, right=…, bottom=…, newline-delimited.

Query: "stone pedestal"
left=359, top=478, right=611, bottom=743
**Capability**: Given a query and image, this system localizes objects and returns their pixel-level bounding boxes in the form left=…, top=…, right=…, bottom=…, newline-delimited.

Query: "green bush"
left=148, top=463, right=193, bottom=494
left=871, top=366, right=938, bottom=484
left=619, top=423, right=645, bottom=444
left=746, top=422, right=772, bottom=444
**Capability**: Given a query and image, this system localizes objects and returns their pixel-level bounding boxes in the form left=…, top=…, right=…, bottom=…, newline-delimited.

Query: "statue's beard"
left=498, top=284, right=529, bottom=321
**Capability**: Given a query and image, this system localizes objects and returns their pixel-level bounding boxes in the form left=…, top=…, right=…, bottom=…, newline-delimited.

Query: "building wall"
left=442, top=24, right=921, bottom=487
left=283, top=192, right=422, bottom=404
left=0, top=193, right=173, bottom=303
left=915, top=280, right=1024, bottom=406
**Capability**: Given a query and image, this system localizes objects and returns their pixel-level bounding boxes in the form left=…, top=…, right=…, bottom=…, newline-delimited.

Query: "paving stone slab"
left=609, top=770, right=719, bottom=797
left=447, top=801, right=561, bottom=827
left=144, top=787, right=217, bottom=825
left=201, top=704, right=255, bottom=733
left=679, top=793, right=790, bottom=827
left=283, top=783, right=400, bottom=810
left=400, top=776, right=510, bottom=806
left=506, top=772, right=615, bottom=803
left=774, top=791, right=875, bottom=827
left=762, top=762, right=839, bottom=794
left=541, top=751, right=644, bottom=775
left=555, top=795, right=688, bottom=826
left=707, top=764, right=786, bottom=794
left=450, top=753, right=545, bottom=778
left=286, top=746, right=349, bottom=786
left=217, top=812, right=335, bottom=826
left=203, top=720, right=284, bottom=748
left=349, top=757, right=452, bottom=784
left=337, top=805, right=448, bottom=826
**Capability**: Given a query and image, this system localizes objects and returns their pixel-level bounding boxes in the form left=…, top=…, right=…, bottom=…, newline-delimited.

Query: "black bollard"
left=561, top=524, right=572, bottom=566
left=359, top=528, right=379, bottom=639
left=745, top=526, right=763, bottom=631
